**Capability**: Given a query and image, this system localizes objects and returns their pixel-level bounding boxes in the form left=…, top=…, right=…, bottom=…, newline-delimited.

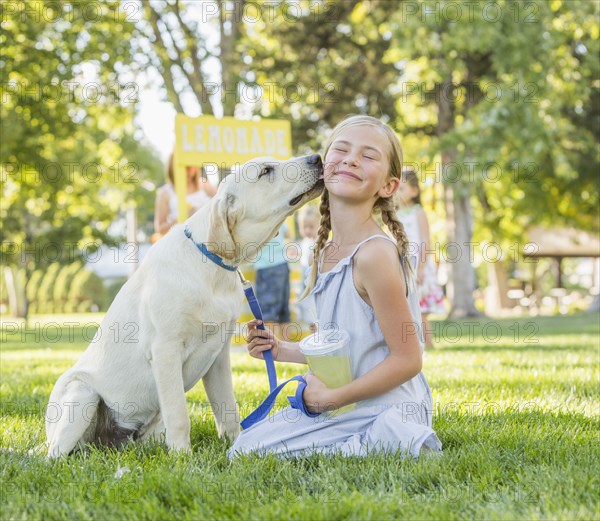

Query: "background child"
left=294, top=205, right=319, bottom=329
left=253, top=222, right=292, bottom=341
left=395, top=169, right=445, bottom=349
left=229, top=115, right=441, bottom=459
left=153, top=153, right=217, bottom=238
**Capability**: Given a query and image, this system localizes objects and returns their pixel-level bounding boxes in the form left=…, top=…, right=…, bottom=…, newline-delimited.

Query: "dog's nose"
left=307, top=154, right=322, bottom=166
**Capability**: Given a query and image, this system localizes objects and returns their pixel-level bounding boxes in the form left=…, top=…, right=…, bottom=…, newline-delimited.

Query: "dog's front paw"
left=166, top=431, right=191, bottom=452
left=47, top=447, right=63, bottom=459
left=169, top=443, right=191, bottom=453
left=220, top=423, right=240, bottom=442
left=47, top=442, right=71, bottom=459
left=166, top=438, right=191, bottom=453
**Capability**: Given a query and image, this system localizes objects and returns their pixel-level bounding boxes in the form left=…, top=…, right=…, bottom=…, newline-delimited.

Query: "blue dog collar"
left=184, top=226, right=238, bottom=272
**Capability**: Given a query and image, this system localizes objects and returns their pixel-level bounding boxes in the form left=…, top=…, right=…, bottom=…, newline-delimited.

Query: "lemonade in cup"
left=299, top=328, right=355, bottom=415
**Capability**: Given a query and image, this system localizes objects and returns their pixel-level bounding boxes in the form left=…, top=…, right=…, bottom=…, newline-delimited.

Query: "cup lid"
left=299, top=328, right=349, bottom=356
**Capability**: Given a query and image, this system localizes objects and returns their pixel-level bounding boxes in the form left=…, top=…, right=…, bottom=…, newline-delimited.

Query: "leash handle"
left=240, top=375, right=319, bottom=430
left=242, top=282, right=277, bottom=392
left=286, top=377, right=319, bottom=417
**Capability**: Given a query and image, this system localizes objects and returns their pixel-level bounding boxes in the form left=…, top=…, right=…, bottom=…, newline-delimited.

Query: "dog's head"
left=207, top=154, right=324, bottom=262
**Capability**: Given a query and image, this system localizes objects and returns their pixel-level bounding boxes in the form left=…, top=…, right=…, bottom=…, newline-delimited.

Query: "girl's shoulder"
left=352, top=236, right=406, bottom=298
left=353, top=236, right=401, bottom=272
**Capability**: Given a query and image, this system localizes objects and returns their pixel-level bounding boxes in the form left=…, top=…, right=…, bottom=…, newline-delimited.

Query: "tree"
left=390, top=0, right=599, bottom=317
left=1, top=1, right=164, bottom=319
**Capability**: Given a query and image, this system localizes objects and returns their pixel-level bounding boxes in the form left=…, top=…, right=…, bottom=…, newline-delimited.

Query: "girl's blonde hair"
left=301, top=115, right=411, bottom=298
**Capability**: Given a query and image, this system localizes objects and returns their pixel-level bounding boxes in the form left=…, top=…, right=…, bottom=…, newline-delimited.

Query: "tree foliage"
left=239, top=0, right=402, bottom=151
left=391, top=0, right=599, bottom=236
left=386, top=0, right=599, bottom=314
left=1, top=0, right=164, bottom=318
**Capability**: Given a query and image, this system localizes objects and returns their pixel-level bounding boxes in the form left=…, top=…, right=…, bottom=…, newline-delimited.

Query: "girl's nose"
left=343, top=152, right=359, bottom=166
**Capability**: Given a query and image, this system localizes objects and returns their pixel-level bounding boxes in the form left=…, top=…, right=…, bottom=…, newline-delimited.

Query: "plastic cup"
left=299, top=328, right=355, bottom=414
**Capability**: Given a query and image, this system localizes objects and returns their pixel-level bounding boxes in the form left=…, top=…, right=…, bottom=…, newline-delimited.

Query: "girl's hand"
left=302, top=374, right=343, bottom=413
left=245, top=320, right=281, bottom=361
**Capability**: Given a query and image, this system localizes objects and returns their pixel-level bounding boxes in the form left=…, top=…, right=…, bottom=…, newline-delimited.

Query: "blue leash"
left=183, top=226, right=317, bottom=429
left=238, top=273, right=319, bottom=430
left=242, top=283, right=277, bottom=391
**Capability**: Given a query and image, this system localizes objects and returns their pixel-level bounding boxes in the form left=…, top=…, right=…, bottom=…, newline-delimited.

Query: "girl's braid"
left=379, top=197, right=413, bottom=273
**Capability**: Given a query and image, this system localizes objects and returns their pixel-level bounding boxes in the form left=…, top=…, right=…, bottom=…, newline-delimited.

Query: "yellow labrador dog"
left=46, top=154, right=324, bottom=457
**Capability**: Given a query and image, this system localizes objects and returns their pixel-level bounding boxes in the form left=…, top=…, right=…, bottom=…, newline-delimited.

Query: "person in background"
left=153, top=153, right=217, bottom=238
left=253, top=222, right=292, bottom=341
left=294, top=205, right=320, bottom=330
left=395, top=168, right=445, bottom=349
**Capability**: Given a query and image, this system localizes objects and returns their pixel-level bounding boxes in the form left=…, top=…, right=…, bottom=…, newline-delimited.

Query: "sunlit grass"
left=1, top=313, right=598, bottom=520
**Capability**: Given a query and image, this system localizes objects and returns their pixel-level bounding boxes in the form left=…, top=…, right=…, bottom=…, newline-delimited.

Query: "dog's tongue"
left=319, top=173, right=324, bottom=180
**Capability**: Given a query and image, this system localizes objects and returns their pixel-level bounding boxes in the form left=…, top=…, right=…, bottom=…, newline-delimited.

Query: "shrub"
left=25, top=269, right=44, bottom=313
left=1, top=266, right=27, bottom=315
left=67, top=269, right=108, bottom=312
left=0, top=269, right=9, bottom=309
left=36, top=264, right=61, bottom=314
left=52, top=262, right=83, bottom=312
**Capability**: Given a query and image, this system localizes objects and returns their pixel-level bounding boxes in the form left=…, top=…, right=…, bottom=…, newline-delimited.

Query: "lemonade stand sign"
left=173, top=114, right=292, bottom=222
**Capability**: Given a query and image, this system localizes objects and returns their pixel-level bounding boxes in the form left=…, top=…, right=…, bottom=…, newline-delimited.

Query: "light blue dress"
left=228, top=235, right=442, bottom=459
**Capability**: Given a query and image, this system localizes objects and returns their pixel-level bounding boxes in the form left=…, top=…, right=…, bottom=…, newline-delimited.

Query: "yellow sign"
left=173, top=114, right=292, bottom=221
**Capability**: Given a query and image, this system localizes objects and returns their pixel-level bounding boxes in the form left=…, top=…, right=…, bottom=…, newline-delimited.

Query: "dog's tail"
left=46, top=375, right=100, bottom=458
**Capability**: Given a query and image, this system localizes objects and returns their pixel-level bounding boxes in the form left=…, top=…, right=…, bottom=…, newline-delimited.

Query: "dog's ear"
left=207, top=193, right=243, bottom=260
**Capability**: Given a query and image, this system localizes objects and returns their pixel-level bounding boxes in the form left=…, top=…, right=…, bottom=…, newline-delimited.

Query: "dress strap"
left=349, top=235, right=410, bottom=297
left=318, top=235, right=393, bottom=271
left=348, top=234, right=396, bottom=257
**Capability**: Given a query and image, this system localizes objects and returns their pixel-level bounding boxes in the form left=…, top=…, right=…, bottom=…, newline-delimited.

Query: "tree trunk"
left=437, top=77, right=482, bottom=318
left=485, top=260, right=513, bottom=314
left=444, top=181, right=483, bottom=318
left=219, top=0, right=245, bottom=117
left=3, top=266, right=28, bottom=320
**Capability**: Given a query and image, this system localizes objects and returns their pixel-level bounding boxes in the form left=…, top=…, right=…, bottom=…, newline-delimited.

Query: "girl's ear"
left=378, top=177, right=400, bottom=199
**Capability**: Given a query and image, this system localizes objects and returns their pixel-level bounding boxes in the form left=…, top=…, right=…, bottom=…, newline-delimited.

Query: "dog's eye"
left=259, top=166, right=273, bottom=179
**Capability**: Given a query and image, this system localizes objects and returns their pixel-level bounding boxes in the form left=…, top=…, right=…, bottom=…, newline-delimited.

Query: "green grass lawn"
left=1, top=313, right=598, bottom=520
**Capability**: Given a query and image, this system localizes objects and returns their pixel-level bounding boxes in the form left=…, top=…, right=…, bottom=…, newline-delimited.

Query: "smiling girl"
left=229, top=116, right=441, bottom=458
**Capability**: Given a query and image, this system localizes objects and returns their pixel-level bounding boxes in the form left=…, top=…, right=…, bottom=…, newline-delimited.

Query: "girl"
left=395, top=169, right=445, bottom=349
left=229, top=116, right=441, bottom=458
left=153, top=153, right=217, bottom=238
